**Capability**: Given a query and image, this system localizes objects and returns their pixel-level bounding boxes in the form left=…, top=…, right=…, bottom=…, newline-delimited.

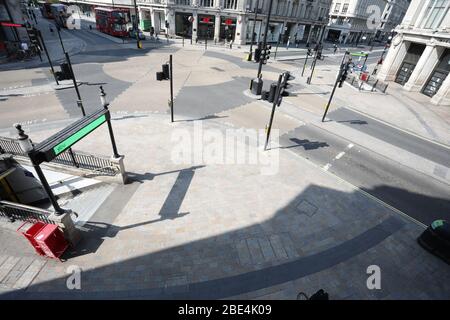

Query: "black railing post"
left=68, top=148, right=79, bottom=168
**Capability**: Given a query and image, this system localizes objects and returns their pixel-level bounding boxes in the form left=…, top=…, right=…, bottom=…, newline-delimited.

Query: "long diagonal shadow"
left=282, top=138, right=330, bottom=151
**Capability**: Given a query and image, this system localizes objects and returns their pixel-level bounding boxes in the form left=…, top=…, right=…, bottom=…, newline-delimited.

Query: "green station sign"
left=31, top=108, right=110, bottom=165
left=53, top=115, right=106, bottom=155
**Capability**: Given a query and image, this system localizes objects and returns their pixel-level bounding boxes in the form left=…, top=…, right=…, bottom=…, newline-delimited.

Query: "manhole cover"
left=296, top=199, right=318, bottom=217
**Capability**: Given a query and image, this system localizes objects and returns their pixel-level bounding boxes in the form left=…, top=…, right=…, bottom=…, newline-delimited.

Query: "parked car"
left=418, top=220, right=450, bottom=264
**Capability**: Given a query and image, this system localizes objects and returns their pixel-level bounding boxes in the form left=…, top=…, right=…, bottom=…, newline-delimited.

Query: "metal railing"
left=0, top=136, right=119, bottom=176
left=346, top=74, right=389, bottom=93
left=0, top=200, right=55, bottom=224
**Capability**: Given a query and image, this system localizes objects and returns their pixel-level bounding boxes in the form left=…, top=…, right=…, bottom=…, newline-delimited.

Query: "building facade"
left=0, top=0, right=28, bottom=57
left=325, top=0, right=410, bottom=44
left=378, top=0, right=450, bottom=105
left=65, top=0, right=332, bottom=45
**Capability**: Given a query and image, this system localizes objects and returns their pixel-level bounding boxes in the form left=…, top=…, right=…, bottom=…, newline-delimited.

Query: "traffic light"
left=261, top=44, right=271, bottom=64
left=254, top=47, right=262, bottom=62
left=338, top=62, right=350, bottom=88
left=28, top=28, right=40, bottom=50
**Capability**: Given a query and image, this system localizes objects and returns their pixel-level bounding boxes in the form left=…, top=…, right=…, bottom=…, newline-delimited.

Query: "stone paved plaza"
left=1, top=40, right=450, bottom=299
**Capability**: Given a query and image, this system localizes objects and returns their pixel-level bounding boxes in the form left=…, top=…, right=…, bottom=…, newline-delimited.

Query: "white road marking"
left=335, top=152, right=346, bottom=160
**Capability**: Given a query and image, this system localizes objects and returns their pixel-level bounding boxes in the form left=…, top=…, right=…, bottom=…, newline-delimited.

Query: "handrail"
left=0, top=200, right=53, bottom=215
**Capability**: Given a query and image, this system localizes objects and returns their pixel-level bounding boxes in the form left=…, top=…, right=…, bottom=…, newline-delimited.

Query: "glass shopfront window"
left=198, top=14, right=215, bottom=39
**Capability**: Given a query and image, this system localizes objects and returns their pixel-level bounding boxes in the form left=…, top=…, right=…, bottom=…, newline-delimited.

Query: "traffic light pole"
left=55, top=25, right=66, bottom=53
left=274, top=31, right=282, bottom=59
left=133, top=0, right=141, bottom=49
left=306, top=26, right=326, bottom=84
left=37, top=30, right=59, bottom=85
left=247, top=0, right=260, bottom=61
left=307, top=47, right=319, bottom=84
left=264, top=73, right=283, bottom=151
left=301, top=51, right=310, bottom=77
left=65, top=52, right=85, bottom=116
left=322, top=51, right=349, bottom=122
left=169, top=54, right=174, bottom=123
left=257, top=0, right=275, bottom=79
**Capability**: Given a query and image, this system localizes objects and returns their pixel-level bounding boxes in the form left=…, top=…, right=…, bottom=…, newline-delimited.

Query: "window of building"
left=175, top=0, right=191, bottom=5
left=342, top=3, right=349, bottom=14
left=200, top=0, right=214, bottom=7
left=422, top=0, right=450, bottom=29
left=224, top=0, right=237, bottom=9
left=334, top=3, right=341, bottom=13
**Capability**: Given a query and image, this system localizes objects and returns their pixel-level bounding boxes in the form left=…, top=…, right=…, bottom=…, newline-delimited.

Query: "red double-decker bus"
left=94, top=7, right=130, bottom=37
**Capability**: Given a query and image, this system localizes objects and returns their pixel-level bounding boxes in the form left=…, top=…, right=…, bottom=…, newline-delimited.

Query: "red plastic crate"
left=34, top=224, right=69, bottom=259
left=17, top=222, right=46, bottom=256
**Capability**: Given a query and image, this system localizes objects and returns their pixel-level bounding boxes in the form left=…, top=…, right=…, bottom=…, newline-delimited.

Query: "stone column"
left=431, top=72, right=450, bottom=106
left=165, top=8, right=176, bottom=36
left=214, top=14, right=221, bottom=42
left=235, top=14, right=246, bottom=45
left=404, top=43, right=440, bottom=92
left=49, top=211, right=81, bottom=247
left=192, top=11, right=198, bottom=42
left=377, top=36, right=409, bottom=82
left=111, top=156, right=128, bottom=184
left=151, top=9, right=161, bottom=34
left=399, top=0, right=423, bottom=29
left=138, top=7, right=144, bottom=30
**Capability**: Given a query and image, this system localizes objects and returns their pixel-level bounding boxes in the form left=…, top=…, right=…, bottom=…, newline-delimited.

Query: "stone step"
left=61, top=183, right=117, bottom=226
left=0, top=255, right=46, bottom=291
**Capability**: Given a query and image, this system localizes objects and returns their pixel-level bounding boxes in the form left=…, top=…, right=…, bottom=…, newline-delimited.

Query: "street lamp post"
left=15, top=124, right=65, bottom=215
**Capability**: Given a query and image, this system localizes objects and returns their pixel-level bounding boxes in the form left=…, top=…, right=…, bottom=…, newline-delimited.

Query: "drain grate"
left=211, top=67, right=225, bottom=72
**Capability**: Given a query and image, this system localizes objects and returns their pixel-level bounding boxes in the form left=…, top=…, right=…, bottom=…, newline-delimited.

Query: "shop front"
left=266, top=21, right=283, bottom=43
left=175, top=11, right=192, bottom=37
left=198, top=14, right=215, bottom=39
left=395, top=43, right=426, bottom=86
left=423, top=49, right=450, bottom=98
left=219, top=16, right=236, bottom=41
left=246, top=19, right=263, bottom=44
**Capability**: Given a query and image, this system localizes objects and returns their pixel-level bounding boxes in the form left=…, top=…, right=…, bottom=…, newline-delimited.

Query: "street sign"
left=53, top=115, right=106, bottom=156
left=350, top=52, right=368, bottom=57
left=31, top=109, right=110, bottom=164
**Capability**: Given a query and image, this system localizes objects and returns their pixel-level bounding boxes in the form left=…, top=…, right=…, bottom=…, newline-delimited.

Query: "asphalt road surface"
left=279, top=123, right=450, bottom=226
